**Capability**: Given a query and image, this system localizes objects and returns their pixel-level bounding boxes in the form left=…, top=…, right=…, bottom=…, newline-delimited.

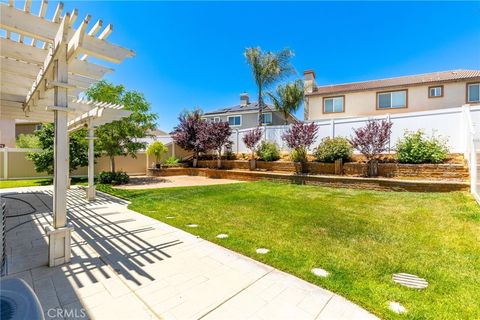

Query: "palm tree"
left=267, top=80, right=304, bottom=124
left=244, top=47, right=294, bottom=125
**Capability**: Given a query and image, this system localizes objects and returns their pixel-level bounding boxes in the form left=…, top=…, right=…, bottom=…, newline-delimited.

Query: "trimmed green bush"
left=98, top=171, right=130, bottom=185
left=257, top=141, right=280, bottom=161
left=290, top=148, right=307, bottom=163
left=396, top=130, right=449, bottom=164
left=314, top=137, right=353, bottom=163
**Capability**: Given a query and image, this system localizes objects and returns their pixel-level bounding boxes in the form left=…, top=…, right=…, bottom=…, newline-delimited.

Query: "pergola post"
left=45, top=17, right=73, bottom=267
left=87, top=121, right=96, bottom=201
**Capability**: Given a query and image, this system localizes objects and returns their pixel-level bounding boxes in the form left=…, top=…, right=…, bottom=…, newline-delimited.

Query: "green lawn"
left=100, top=181, right=480, bottom=319
left=0, top=177, right=88, bottom=189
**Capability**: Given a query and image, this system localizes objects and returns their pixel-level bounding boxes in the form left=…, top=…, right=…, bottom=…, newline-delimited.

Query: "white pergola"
left=0, top=1, right=134, bottom=266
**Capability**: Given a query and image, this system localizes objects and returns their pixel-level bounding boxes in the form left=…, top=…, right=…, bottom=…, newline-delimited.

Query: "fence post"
left=387, top=114, right=391, bottom=153
left=3, top=148, right=8, bottom=180
left=236, top=130, right=239, bottom=153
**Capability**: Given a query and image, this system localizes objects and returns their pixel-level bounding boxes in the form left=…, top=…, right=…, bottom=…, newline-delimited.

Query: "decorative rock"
left=186, top=224, right=198, bottom=228
left=216, top=234, right=228, bottom=239
left=392, top=273, right=428, bottom=289
left=256, top=248, right=269, bottom=254
left=389, top=301, right=406, bottom=314
left=311, top=268, right=329, bottom=278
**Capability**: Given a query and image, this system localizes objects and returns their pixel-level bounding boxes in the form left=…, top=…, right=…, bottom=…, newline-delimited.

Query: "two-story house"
left=202, top=93, right=296, bottom=129
left=303, top=69, right=480, bottom=121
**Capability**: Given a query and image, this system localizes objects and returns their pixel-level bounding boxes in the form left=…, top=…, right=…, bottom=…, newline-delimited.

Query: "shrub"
left=396, top=130, right=449, bottom=164
left=257, top=141, right=280, bottom=161
left=98, top=171, right=130, bottom=185
left=314, top=137, right=353, bottom=163
left=164, top=156, right=180, bottom=165
left=281, top=122, right=319, bottom=163
left=16, top=134, right=40, bottom=148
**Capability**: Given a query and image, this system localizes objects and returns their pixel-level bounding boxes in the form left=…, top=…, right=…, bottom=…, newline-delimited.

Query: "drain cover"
left=392, top=273, right=428, bottom=289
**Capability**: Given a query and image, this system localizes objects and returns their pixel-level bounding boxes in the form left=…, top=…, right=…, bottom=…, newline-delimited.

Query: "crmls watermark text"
left=47, top=308, right=87, bottom=319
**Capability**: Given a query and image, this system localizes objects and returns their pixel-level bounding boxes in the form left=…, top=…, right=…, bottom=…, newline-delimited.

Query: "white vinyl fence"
left=462, top=105, right=480, bottom=203
left=230, top=106, right=476, bottom=154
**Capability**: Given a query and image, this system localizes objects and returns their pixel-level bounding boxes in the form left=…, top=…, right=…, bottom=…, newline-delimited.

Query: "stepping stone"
left=216, top=234, right=228, bottom=239
left=389, top=301, right=406, bottom=314
left=311, top=268, right=329, bottom=278
left=256, top=248, right=269, bottom=254
left=186, top=224, right=198, bottom=228
left=392, top=273, right=428, bottom=289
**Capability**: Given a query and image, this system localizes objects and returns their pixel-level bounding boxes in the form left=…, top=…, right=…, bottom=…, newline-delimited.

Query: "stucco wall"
left=0, top=120, right=16, bottom=148
left=306, top=81, right=474, bottom=120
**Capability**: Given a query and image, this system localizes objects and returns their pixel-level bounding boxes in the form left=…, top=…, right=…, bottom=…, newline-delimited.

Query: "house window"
left=323, top=96, right=344, bottom=113
left=227, top=115, right=241, bottom=126
left=467, top=83, right=480, bottom=103
left=377, top=90, right=407, bottom=109
left=35, top=124, right=43, bottom=131
left=261, top=113, right=272, bottom=124
left=213, top=117, right=220, bottom=123
left=428, top=86, right=443, bottom=98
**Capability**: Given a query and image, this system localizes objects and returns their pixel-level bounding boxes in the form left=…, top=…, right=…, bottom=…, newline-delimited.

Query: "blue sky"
left=14, top=1, right=480, bottom=131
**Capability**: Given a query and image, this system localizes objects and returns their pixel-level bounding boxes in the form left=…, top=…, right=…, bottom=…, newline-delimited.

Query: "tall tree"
left=171, top=109, right=210, bottom=167
left=244, top=47, right=294, bottom=125
left=85, top=81, right=157, bottom=173
left=267, top=79, right=304, bottom=124
left=27, top=124, right=90, bottom=175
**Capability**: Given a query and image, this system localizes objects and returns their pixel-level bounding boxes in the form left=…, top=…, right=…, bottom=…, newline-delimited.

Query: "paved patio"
left=117, top=175, right=244, bottom=190
left=1, top=186, right=378, bottom=320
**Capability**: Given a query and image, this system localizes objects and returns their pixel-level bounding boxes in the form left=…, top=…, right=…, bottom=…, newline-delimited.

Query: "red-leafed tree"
left=171, top=110, right=210, bottom=167
left=282, top=121, right=319, bottom=170
left=242, top=127, right=263, bottom=170
left=349, top=119, right=393, bottom=176
left=208, top=121, right=233, bottom=168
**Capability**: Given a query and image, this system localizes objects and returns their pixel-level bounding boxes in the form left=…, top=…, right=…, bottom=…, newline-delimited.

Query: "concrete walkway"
left=1, top=186, right=378, bottom=320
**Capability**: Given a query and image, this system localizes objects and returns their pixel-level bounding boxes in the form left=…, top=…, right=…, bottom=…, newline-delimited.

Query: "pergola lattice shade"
left=0, top=0, right=134, bottom=125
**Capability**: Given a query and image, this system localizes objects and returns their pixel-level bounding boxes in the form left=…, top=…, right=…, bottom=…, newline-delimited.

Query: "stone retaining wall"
left=197, top=160, right=468, bottom=181
left=147, top=167, right=469, bottom=192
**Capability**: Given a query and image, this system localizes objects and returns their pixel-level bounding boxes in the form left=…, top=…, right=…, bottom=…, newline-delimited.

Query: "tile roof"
left=204, top=102, right=275, bottom=115
left=307, top=69, right=480, bottom=96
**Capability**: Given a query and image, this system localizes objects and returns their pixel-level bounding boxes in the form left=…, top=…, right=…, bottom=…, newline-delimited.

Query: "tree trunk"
left=250, top=151, right=256, bottom=170
left=193, top=152, right=198, bottom=168
left=110, top=156, right=116, bottom=173
left=367, top=159, right=378, bottom=177
left=258, top=87, right=263, bottom=126
left=284, top=111, right=289, bottom=125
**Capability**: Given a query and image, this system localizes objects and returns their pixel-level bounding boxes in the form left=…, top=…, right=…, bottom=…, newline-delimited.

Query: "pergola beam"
left=0, top=43, right=114, bottom=78
left=31, top=0, right=49, bottom=47
left=0, top=3, right=135, bottom=63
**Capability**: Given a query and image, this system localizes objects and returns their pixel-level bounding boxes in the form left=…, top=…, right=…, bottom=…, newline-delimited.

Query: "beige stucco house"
left=202, top=93, right=296, bottom=129
left=303, top=69, right=480, bottom=121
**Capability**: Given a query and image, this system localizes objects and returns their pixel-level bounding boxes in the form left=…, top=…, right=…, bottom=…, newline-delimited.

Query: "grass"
left=98, top=181, right=480, bottom=319
left=0, top=177, right=88, bottom=189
